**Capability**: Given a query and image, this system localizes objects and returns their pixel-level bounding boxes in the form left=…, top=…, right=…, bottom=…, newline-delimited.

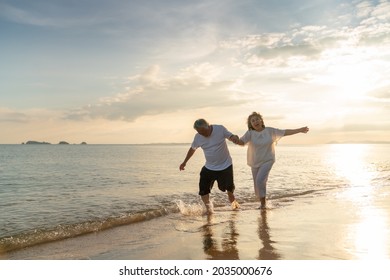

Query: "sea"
left=0, top=143, right=389, bottom=254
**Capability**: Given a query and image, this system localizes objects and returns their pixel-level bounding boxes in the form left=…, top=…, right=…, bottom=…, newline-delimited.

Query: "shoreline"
left=2, top=186, right=389, bottom=260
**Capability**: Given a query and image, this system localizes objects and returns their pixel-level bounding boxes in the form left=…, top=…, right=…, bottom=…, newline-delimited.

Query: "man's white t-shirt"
left=191, top=125, right=233, bottom=171
left=240, top=127, right=285, bottom=167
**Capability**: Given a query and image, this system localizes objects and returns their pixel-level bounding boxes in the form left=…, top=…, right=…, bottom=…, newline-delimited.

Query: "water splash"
left=175, top=200, right=209, bottom=216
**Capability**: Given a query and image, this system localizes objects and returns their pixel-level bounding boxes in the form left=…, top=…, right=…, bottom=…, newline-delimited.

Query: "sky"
left=1, top=0, right=389, bottom=144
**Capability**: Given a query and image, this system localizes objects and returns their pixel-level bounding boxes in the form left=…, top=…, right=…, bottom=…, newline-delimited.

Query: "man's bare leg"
left=201, top=194, right=213, bottom=213
left=227, top=191, right=235, bottom=203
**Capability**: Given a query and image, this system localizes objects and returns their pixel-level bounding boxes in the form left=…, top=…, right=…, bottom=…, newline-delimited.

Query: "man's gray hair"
left=193, top=119, right=209, bottom=129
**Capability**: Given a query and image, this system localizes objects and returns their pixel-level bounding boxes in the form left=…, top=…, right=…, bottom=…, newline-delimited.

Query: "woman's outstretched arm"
left=284, top=126, right=309, bottom=136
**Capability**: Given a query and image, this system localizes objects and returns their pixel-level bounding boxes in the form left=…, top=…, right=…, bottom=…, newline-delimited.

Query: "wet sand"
left=2, top=185, right=390, bottom=260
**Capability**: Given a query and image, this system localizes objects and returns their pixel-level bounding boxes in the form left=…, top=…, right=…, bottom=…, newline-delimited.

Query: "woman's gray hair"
left=193, top=118, right=209, bottom=129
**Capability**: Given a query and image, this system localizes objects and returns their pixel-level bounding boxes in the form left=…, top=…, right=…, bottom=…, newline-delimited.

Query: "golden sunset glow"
left=327, top=144, right=374, bottom=190
left=352, top=207, right=389, bottom=259
left=326, top=144, right=388, bottom=259
left=0, top=1, right=389, bottom=144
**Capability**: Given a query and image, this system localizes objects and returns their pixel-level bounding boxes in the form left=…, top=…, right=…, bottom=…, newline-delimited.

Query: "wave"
left=0, top=206, right=178, bottom=254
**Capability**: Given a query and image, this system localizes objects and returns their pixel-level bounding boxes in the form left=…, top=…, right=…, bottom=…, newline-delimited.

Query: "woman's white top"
left=240, top=127, right=285, bottom=167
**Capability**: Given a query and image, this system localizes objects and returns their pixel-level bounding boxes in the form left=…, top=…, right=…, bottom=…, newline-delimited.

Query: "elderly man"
left=179, top=119, right=240, bottom=213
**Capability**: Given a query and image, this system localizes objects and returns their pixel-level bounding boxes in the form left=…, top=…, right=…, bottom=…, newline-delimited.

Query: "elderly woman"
left=236, top=112, right=309, bottom=209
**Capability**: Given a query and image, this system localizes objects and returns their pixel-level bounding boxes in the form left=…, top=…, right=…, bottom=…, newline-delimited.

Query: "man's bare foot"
left=231, top=200, right=240, bottom=210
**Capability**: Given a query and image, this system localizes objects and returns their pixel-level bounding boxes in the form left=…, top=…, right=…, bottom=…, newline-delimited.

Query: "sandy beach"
left=2, top=184, right=389, bottom=260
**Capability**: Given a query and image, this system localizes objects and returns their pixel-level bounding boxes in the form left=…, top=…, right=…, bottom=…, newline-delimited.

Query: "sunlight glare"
left=327, top=144, right=374, bottom=195
left=327, top=144, right=388, bottom=259
left=316, top=47, right=378, bottom=100
left=350, top=207, right=389, bottom=259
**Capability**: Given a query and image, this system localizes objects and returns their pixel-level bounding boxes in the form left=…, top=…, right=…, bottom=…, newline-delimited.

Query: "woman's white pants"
left=251, top=161, right=274, bottom=198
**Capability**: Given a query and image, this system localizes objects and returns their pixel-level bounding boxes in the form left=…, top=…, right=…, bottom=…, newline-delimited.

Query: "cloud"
left=357, top=0, right=390, bottom=21
left=312, top=121, right=390, bottom=140
left=0, top=1, right=150, bottom=29
left=221, top=31, right=339, bottom=71
left=0, top=107, right=61, bottom=123
left=340, top=123, right=390, bottom=132
left=0, top=3, right=50, bottom=27
left=64, top=64, right=253, bottom=122
left=0, top=109, right=28, bottom=123
left=0, top=2, right=91, bottom=28
left=218, top=1, right=390, bottom=71
left=368, top=86, right=390, bottom=100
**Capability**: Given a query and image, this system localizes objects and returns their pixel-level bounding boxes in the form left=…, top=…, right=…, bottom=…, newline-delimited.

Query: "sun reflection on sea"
left=326, top=144, right=389, bottom=259
left=351, top=207, right=389, bottom=259
left=327, top=144, right=373, bottom=190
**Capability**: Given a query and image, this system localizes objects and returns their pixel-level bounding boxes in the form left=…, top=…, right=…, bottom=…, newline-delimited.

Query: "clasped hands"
left=229, top=135, right=240, bottom=145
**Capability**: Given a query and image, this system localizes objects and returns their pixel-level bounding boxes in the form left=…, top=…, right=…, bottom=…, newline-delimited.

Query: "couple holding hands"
left=179, top=112, right=309, bottom=212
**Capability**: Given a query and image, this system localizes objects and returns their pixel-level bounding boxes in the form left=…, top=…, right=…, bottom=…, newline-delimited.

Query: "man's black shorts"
left=198, top=165, right=235, bottom=196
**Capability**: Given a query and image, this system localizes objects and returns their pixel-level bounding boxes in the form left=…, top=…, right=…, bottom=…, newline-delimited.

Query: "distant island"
left=24, top=141, right=51, bottom=145
left=22, top=141, right=87, bottom=145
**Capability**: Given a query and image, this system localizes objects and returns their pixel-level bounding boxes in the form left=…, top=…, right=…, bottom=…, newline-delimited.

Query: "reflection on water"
left=257, top=211, right=281, bottom=260
left=201, top=213, right=239, bottom=260
left=200, top=210, right=282, bottom=260
left=327, top=144, right=389, bottom=259
left=351, top=207, right=389, bottom=259
left=327, top=144, right=376, bottom=190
